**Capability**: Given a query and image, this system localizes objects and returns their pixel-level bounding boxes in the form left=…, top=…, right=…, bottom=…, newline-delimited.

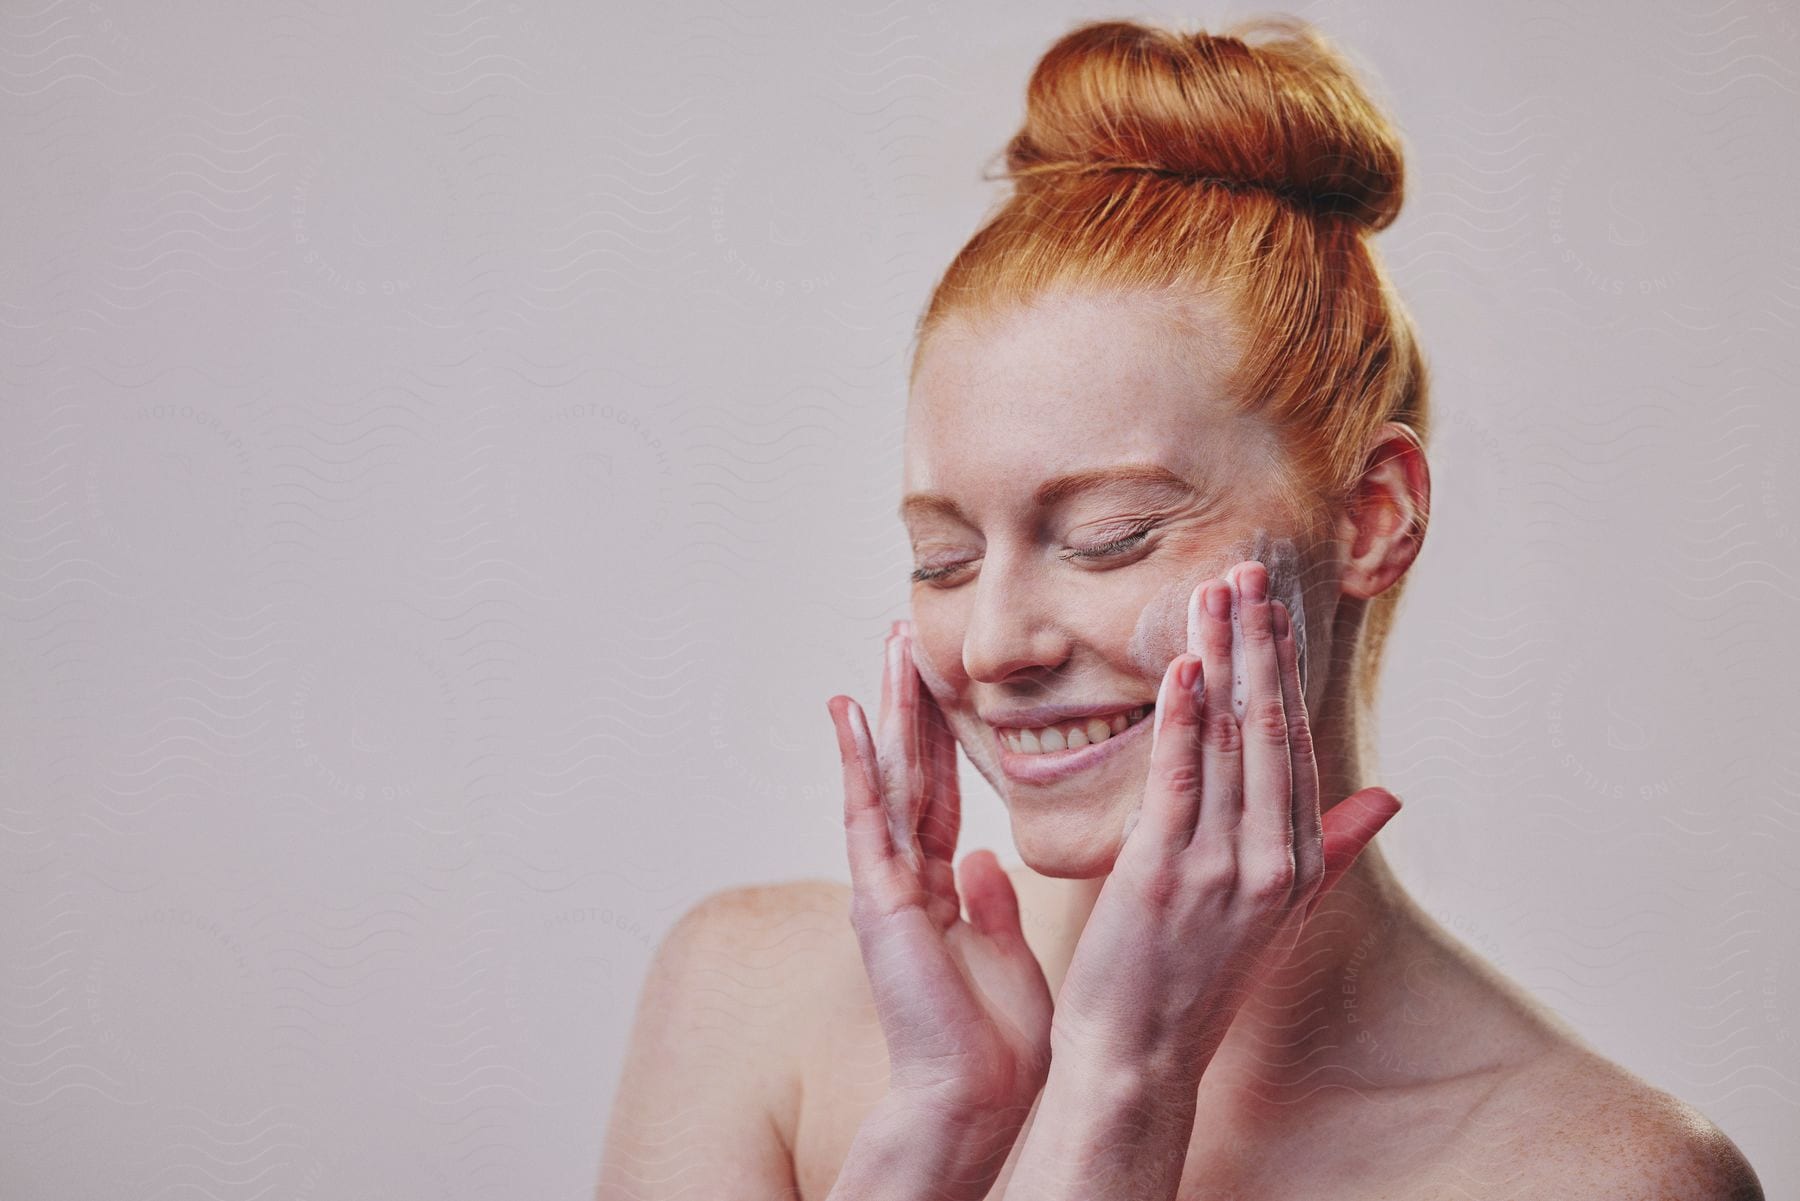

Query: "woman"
left=598, top=16, right=1765, bottom=1200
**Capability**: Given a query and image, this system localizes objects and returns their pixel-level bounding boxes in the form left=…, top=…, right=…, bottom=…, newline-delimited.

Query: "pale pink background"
left=1, top=1, right=1795, bottom=1197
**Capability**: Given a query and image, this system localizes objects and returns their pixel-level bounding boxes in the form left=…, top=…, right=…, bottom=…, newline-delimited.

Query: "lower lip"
left=995, top=709, right=1155, bottom=785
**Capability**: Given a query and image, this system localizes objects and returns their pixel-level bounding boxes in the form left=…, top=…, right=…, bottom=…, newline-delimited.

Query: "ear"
left=1333, top=421, right=1429, bottom=602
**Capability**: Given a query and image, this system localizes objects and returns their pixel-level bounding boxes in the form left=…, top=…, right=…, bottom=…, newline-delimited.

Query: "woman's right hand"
left=826, top=621, right=1054, bottom=1130
left=1049, top=564, right=1401, bottom=1083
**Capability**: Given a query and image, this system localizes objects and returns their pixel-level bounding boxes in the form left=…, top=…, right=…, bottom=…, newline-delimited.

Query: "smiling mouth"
left=995, top=705, right=1153, bottom=755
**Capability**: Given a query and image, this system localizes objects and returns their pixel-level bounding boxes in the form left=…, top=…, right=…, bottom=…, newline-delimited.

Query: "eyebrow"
left=899, top=463, right=1203, bottom=525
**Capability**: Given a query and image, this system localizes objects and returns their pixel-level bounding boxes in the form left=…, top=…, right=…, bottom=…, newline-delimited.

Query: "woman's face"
left=903, top=288, right=1341, bottom=878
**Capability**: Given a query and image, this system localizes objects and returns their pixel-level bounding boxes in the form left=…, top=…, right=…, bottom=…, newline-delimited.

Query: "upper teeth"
left=1000, top=706, right=1151, bottom=754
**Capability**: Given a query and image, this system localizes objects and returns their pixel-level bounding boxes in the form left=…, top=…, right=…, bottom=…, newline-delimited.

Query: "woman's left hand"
left=1049, top=558, right=1402, bottom=1078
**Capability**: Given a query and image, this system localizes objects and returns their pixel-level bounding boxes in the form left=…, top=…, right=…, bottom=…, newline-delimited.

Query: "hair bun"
left=1002, top=17, right=1406, bottom=232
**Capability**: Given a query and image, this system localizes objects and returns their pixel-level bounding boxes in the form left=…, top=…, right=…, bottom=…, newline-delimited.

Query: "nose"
left=959, top=547, right=1070, bottom=683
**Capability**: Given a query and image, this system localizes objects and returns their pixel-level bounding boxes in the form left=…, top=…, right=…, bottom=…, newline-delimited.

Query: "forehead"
left=905, top=288, right=1263, bottom=496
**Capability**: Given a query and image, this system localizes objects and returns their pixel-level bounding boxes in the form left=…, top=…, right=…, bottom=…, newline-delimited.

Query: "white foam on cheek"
left=1127, top=528, right=1310, bottom=722
left=900, top=626, right=1015, bottom=803
left=1126, top=576, right=1198, bottom=685
left=903, top=629, right=1005, bottom=797
left=908, top=630, right=955, bottom=703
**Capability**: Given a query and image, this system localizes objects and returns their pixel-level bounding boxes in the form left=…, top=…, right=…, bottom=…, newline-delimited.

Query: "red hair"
left=910, top=15, right=1430, bottom=715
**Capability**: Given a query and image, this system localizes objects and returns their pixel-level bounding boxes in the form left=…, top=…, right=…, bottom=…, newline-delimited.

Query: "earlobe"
left=1335, top=422, right=1430, bottom=602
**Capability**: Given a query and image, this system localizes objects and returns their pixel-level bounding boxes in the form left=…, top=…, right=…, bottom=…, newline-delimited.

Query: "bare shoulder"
left=670, top=876, right=853, bottom=944
left=660, top=878, right=862, bottom=1045
left=657, top=876, right=858, bottom=1026
left=1470, top=1047, right=1765, bottom=1199
left=600, top=877, right=858, bottom=1193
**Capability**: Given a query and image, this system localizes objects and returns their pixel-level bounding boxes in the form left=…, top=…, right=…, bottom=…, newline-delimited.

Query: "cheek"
left=1126, top=528, right=1312, bottom=694
left=909, top=629, right=957, bottom=701
left=1126, top=574, right=1195, bottom=681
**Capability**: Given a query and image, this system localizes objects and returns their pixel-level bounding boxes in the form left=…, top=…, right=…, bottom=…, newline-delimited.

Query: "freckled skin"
left=902, top=288, right=1341, bottom=878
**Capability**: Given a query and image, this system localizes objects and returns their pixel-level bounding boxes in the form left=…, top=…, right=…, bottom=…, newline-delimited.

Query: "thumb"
left=1309, top=788, right=1402, bottom=913
left=958, top=849, right=1028, bottom=948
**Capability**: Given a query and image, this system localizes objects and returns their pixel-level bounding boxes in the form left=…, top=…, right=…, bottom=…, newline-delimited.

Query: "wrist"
left=1004, top=1045, right=1202, bottom=1201
left=827, top=1088, right=1034, bottom=1201
left=1049, top=1014, right=1208, bottom=1097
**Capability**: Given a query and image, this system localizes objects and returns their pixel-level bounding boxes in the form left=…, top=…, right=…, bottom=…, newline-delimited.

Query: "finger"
left=1135, top=649, right=1206, bottom=851
left=958, top=849, right=1027, bottom=948
left=829, top=696, right=897, bottom=893
left=1272, top=600, right=1324, bottom=896
left=876, top=632, right=925, bottom=870
left=895, top=628, right=960, bottom=927
left=1307, top=788, right=1402, bottom=919
left=914, top=666, right=963, bottom=864
left=1231, top=562, right=1294, bottom=888
left=955, top=851, right=1054, bottom=1052
left=876, top=629, right=895, bottom=731
left=1192, top=576, right=1244, bottom=842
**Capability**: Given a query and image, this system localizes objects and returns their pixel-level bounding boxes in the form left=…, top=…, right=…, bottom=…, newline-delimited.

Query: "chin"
left=1008, top=805, right=1129, bottom=878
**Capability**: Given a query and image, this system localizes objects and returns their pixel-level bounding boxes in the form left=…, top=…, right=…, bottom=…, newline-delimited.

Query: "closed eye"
left=910, top=522, right=1157, bottom=585
left=1062, top=523, right=1155, bottom=562
left=911, top=559, right=973, bottom=584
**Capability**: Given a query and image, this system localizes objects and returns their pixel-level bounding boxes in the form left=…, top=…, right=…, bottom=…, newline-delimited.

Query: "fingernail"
left=1152, top=660, right=1176, bottom=745
left=1242, top=562, right=1267, bottom=602
left=1206, top=581, right=1230, bottom=620
left=1272, top=601, right=1290, bottom=638
left=1177, top=655, right=1202, bottom=692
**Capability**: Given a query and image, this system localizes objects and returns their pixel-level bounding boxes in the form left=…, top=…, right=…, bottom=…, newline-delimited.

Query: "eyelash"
left=909, top=523, right=1156, bottom=584
left=910, top=564, right=961, bottom=584
left=1062, top=524, right=1155, bottom=562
